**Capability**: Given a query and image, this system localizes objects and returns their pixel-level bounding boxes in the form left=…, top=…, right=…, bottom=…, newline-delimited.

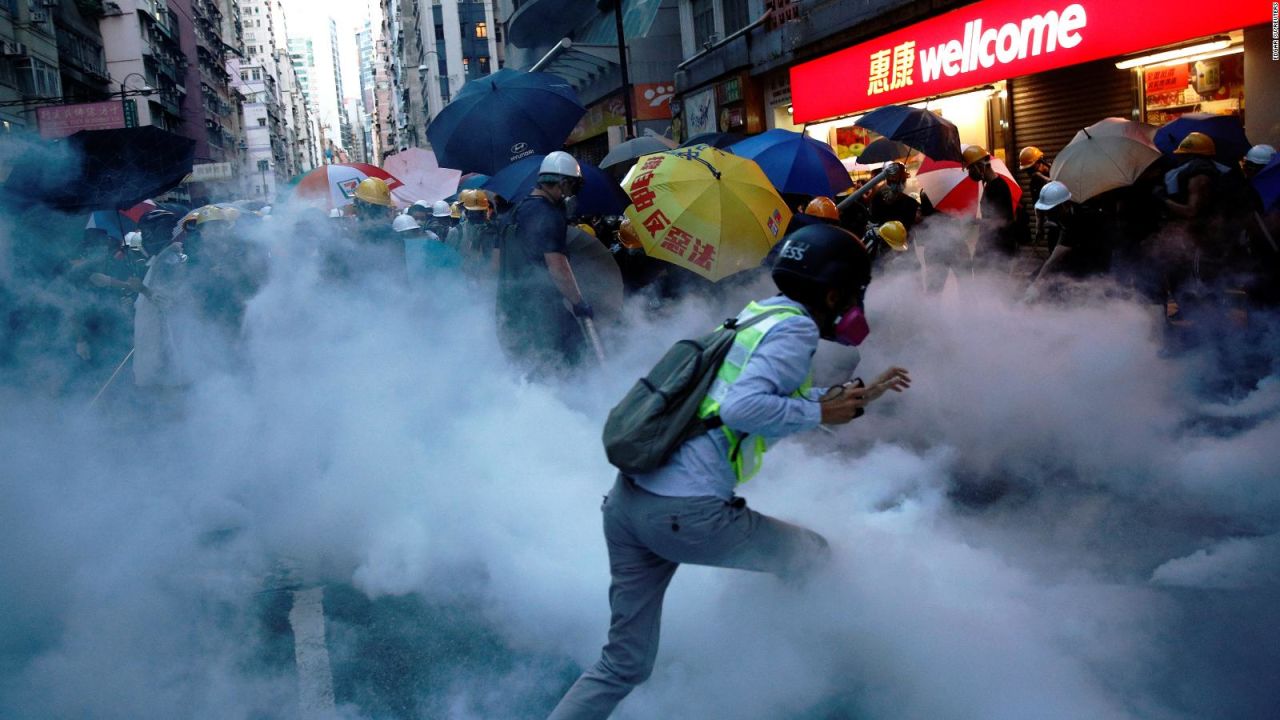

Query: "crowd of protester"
left=2, top=134, right=1277, bottom=408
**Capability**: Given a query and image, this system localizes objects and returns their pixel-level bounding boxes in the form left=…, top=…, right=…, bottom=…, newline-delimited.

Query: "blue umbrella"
left=728, top=129, right=853, bottom=197
left=426, top=69, right=586, bottom=175
left=853, top=105, right=963, bottom=163
left=1154, top=112, right=1251, bottom=163
left=483, top=154, right=626, bottom=216
left=1251, top=153, right=1280, bottom=212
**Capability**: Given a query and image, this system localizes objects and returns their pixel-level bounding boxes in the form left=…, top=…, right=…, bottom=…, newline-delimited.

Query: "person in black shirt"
left=1024, top=181, right=1111, bottom=302
left=497, top=151, right=592, bottom=374
left=867, top=161, right=920, bottom=230
left=964, top=145, right=1017, bottom=268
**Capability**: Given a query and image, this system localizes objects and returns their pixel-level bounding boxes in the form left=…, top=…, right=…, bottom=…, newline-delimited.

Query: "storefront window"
left=1141, top=48, right=1244, bottom=125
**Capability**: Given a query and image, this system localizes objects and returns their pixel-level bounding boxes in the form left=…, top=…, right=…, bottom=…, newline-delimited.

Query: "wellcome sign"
left=789, top=0, right=1269, bottom=123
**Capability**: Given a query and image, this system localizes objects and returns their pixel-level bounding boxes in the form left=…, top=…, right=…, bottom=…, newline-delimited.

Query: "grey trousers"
left=547, top=475, right=829, bottom=720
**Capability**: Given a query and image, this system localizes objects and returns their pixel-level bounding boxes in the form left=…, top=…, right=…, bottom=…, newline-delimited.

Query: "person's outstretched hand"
left=863, top=367, right=911, bottom=402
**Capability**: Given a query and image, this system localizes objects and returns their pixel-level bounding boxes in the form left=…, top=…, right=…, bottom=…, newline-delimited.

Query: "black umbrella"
left=853, top=105, right=963, bottom=162
left=4, top=126, right=195, bottom=211
left=680, top=132, right=745, bottom=150
left=856, top=137, right=912, bottom=164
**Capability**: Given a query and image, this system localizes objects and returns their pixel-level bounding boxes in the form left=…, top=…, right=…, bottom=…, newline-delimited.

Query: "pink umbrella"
left=383, top=148, right=463, bottom=206
left=914, top=155, right=1021, bottom=216
left=294, top=163, right=405, bottom=210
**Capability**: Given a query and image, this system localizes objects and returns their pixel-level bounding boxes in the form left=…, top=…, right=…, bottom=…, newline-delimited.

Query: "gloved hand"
left=571, top=301, right=594, bottom=320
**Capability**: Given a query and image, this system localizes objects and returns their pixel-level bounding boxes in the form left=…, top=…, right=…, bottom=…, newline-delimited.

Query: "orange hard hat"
left=804, top=196, right=839, bottom=220
left=962, top=145, right=991, bottom=167
left=1174, top=132, right=1216, bottom=157
left=1018, top=146, right=1045, bottom=170
left=618, top=217, right=642, bottom=250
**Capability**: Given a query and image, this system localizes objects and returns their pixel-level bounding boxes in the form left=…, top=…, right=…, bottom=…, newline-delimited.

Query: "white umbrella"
left=1050, top=118, right=1162, bottom=202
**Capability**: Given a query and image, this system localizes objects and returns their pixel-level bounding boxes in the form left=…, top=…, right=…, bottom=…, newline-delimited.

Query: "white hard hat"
left=125, top=231, right=142, bottom=250
left=410, top=200, right=431, bottom=211
left=1246, top=144, right=1276, bottom=166
left=539, top=150, right=582, bottom=179
left=432, top=200, right=451, bottom=217
left=392, top=214, right=421, bottom=233
left=1035, top=180, right=1072, bottom=211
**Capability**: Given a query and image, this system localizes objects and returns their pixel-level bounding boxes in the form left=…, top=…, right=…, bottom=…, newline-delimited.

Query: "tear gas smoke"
left=0, top=188, right=1277, bottom=720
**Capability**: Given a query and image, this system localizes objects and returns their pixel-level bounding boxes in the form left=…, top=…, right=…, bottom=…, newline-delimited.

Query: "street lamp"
left=118, top=72, right=154, bottom=98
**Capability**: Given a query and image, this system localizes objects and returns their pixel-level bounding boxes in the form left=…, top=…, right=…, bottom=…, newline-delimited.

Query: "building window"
left=478, top=56, right=489, bottom=75
left=258, top=117, right=267, bottom=126
left=691, top=0, right=715, bottom=48
left=251, top=68, right=261, bottom=80
left=474, top=21, right=487, bottom=38
left=722, top=0, right=749, bottom=34
left=17, top=58, right=60, bottom=98
left=462, top=57, right=470, bottom=78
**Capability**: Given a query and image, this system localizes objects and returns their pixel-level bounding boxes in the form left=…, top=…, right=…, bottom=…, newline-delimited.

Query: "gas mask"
left=832, top=307, right=870, bottom=346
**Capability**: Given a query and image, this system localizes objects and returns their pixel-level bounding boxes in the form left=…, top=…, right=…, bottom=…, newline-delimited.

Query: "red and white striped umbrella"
left=914, top=156, right=1022, bottom=217
left=294, top=163, right=405, bottom=209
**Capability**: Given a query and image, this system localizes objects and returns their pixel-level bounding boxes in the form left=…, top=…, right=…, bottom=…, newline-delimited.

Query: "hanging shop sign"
left=633, top=82, right=676, bottom=120
left=683, top=86, right=718, bottom=137
left=36, top=101, right=126, bottom=138
left=790, top=0, right=1269, bottom=123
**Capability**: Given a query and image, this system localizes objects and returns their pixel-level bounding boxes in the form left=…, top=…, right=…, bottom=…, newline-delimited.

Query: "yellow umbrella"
left=621, top=144, right=791, bottom=282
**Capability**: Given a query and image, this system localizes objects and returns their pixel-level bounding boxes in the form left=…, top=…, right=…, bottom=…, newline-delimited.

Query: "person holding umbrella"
left=546, top=223, right=911, bottom=720
left=497, top=151, right=594, bottom=374
left=964, top=145, right=1018, bottom=270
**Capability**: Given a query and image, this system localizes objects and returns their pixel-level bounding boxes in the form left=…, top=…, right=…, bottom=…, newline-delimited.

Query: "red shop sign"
left=790, top=0, right=1268, bottom=123
left=1144, top=64, right=1190, bottom=94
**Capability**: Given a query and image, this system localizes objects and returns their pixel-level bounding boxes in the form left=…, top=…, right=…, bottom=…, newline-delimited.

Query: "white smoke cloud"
left=1, top=199, right=1277, bottom=720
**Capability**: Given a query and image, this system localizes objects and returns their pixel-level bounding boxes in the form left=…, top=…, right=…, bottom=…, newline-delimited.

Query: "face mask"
left=833, top=307, right=870, bottom=346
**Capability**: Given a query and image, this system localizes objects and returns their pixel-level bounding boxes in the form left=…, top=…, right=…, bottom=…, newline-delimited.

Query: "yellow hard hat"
left=876, top=220, right=908, bottom=252
left=1174, top=132, right=1216, bottom=157
left=804, top=196, right=839, bottom=220
left=462, top=189, right=490, bottom=211
left=1018, top=146, right=1045, bottom=170
left=577, top=222, right=597, bottom=238
left=617, top=217, right=642, bottom=250
left=182, top=205, right=233, bottom=228
left=450, top=201, right=462, bottom=219
left=353, top=177, right=392, bottom=206
left=962, top=145, right=991, bottom=167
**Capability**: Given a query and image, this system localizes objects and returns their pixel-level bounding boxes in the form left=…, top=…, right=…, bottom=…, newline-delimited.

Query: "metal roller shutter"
left=1010, top=58, right=1137, bottom=222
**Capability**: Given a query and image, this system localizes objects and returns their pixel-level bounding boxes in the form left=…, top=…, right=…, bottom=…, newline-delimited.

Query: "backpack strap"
left=700, top=306, right=802, bottom=434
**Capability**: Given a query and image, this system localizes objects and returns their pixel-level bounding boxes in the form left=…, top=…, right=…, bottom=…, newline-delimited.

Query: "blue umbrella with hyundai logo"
left=483, top=154, right=627, bottom=216
left=426, top=68, right=587, bottom=176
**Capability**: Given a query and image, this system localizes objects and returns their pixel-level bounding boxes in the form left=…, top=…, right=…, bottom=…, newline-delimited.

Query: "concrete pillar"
left=1244, top=24, right=1280, bottom=147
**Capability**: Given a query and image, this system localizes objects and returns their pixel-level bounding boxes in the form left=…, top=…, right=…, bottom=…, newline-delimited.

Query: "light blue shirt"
left=633, top=295, right=824, bottom=500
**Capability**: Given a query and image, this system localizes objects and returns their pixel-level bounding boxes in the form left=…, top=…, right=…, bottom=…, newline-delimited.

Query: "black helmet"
left=137, top=209, right=177, bottom=254
left=771, top=223, right=871, bottom=309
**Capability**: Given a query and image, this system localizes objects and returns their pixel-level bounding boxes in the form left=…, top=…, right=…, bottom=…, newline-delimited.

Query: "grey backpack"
left=602, top=309, right=786, bottom=474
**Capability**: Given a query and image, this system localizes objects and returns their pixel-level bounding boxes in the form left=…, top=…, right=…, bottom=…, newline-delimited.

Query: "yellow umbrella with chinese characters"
left=621, top=144, right=792, bottom=282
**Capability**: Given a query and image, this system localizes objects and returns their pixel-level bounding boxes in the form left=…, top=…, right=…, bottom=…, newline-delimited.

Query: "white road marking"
left=289, top=587, right=337, bottom=715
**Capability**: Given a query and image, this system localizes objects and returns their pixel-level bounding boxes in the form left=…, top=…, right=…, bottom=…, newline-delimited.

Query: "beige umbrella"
left=566, top=226, right=624, bottom=320
left=1050, top=118, right=1162, bottom=202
